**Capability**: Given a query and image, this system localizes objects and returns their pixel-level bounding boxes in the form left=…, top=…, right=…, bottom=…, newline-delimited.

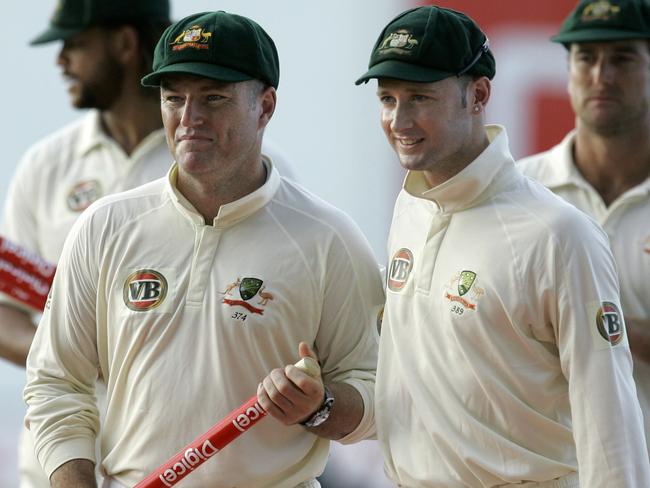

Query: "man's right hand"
left=50, top=459, right=97, bottom=488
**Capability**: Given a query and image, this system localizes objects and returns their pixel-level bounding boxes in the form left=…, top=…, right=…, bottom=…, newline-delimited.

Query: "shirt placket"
left=415, top=212, right=451, bottom=295
left=186, top=224, right=221, bottom=305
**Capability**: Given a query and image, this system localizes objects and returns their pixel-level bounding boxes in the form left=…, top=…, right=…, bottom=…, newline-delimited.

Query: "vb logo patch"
left=67, top=180, right=102, bottom=212
left=595, top=301, right=625, bottom=347
left=444, top=270, right=485, bottom=316
left=387, top=248, right=413, bottom=292
left=123, top=269, right=168, bottom=311
left=221, top=276, right=274, bottom=317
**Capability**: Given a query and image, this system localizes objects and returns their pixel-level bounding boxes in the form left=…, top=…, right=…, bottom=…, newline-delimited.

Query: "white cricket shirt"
left=519, top=131, right=650, bottom=456
left=24, top=161, right=384, bottom=488
left=2, top=110, right=169, bottom=264
left=377, top=126, right=649, bottom=487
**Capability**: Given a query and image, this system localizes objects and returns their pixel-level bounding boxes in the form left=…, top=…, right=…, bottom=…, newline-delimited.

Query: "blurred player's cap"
left=355, top=6, right=495, bottom=85
left=141, top=11, right=279, bottom=89
left=553, top=0, right=650, bottom=45
left=30, top=0, right=171, bottom=46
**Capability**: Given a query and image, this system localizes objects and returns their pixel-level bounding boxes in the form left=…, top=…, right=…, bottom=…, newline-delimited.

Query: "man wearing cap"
left=2, top=1, right=297, bottom=486
left=356, top=5, right=649, bottom=487
left=518, top=0, right=650, bottom=458
left=24, top=10, right=383, bottom=488
left=1, top=1, right=171, bottom=486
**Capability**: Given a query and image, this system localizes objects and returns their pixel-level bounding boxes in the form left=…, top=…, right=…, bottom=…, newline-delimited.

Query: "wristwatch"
left=301, top=385, right=335, bottom=428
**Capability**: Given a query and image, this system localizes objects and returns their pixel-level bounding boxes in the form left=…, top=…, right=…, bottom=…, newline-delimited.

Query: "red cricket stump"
left=135, top=357, right=321, bottom=488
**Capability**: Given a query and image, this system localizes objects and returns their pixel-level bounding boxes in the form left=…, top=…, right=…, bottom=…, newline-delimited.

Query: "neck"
left=574, top=121, right=650, bottom=205
left=177, top=156, right=268, bottom=224
left=100, top=86, right=162, bottom=156
left=423, top=129, right=490, bottom=189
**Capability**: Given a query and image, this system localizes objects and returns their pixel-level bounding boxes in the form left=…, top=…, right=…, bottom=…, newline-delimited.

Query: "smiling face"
left=160, top=74, right=275, bottom=182
left=377, top=76, right=486, bottom=183
left=568, top=39, right=650, bottom=135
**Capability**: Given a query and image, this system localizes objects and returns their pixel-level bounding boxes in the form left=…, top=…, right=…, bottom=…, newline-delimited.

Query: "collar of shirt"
left=530, top=130, right=593, bottom=192
left=164, top=155, right=281, bottom=228
left=76, top=109, right=166, bottom=162
left=534, top=130, right=650, bottom=198
left=403, top=124, right=516, bottom=213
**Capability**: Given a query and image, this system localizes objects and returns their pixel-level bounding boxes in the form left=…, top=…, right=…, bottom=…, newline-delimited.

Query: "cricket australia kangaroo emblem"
left=221, top=276, right=274, bottom=316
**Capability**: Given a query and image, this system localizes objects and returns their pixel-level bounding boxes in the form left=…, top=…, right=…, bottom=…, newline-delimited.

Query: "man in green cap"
left=0, top=1, right=171, bottom=486
left=23, top=10, right=383, bottom=488
left=2, top=1, right=298, bottom=486
left=357, top=5, right=650, bottom=487
left=519, top=0, right=650, bottom=460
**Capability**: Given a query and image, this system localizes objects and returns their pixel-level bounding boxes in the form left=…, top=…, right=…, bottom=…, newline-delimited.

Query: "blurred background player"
left=357, top=5, right=649, bottom=486
left=24, top=10, right=383, bottom=488
left=0, top=1, right=295, bottom=486
left=0, top=1, right=171, bottom=486
left=519, top=0, right=650, bottom=457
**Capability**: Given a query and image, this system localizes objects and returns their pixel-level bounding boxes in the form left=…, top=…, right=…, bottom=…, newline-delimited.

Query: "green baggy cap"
left=141, top=11, right=279, bottom=89
left=552, top=0, right=650, bottom=45
left=31, top=0, right=171, bottom=45
left=356, top=6, right=495, bottom=85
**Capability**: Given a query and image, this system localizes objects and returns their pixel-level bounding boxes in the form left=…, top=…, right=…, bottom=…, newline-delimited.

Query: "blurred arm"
left=627, top=317, right=650, bottom=364
left=0, top=303, right=35, bottom=366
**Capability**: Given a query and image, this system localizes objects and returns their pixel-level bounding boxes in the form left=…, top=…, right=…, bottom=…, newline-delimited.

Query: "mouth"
left=178, top=134, right=212, bottom=143
left=587, top=94, right=617, bottom=104
left=394, top=137, right=424, bottom=150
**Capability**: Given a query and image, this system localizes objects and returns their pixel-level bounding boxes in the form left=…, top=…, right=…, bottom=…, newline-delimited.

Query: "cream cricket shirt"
left=2, top=110, right=169, bottom=264
left=2, top=110, right=169, bottom=487
left=519, top=131, right=650, bottom=454
left=24, top=161, right=384, bottom=488
left=377, top=126, right=649, bottom=487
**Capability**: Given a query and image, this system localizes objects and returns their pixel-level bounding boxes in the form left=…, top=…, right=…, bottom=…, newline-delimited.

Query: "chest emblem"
left=123, top=269, right=168, bottom=311
left=444, top=270, right=485, bottom=313
left=644, top=235, right=650, bottom=255
left=221, top=277, right=273, bottom=315
left=67, top=179, right=102, bottom=212
left=387, top=248, right=414, bottom=292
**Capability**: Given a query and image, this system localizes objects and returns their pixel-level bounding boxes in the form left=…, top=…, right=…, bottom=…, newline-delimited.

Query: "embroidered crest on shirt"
left=643, top=235, right=650, bottom=255
left=123, top=269, right=168, bottom=311
left=67, top=180, right=102, bottom=212
left=444, top=270, right=485, bottom=314
left=387, top=248, right=414, bottom=292
left=221, top=276, right=273, bottom=316
left=595, top=301, right=625, bottom=346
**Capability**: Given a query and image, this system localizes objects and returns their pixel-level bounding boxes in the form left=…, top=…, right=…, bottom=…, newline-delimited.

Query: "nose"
left=386, top=101, right=414, bottom=133
left=56, top=44, right=68, bottom=69
left=180, top=98, right=205, bottom=127
left=592, top=57, right=616, bottom=85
